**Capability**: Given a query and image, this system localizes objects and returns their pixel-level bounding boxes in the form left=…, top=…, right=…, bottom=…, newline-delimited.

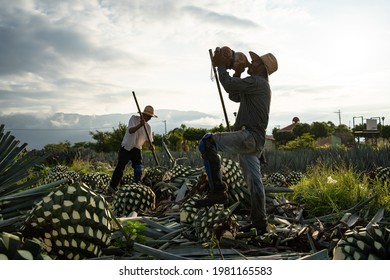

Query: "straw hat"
left=142, top=105, right=157, bottom=118
left=249, top=51, right=278, bottom=75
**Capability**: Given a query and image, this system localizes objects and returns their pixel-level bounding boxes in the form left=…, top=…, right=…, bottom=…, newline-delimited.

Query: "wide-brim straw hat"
left=249, top=51, right=278, bottom=75
left=143, top=105, right=157, bottom=118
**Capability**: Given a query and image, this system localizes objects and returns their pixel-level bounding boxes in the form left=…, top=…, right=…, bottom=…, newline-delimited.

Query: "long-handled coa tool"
left=209, top=48, right=230, bottom=131
left=132, top=91, right=159, bottom=166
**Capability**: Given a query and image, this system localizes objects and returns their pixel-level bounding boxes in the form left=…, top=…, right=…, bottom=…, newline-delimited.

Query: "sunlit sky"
left=1, top=0, right=390, bottom=132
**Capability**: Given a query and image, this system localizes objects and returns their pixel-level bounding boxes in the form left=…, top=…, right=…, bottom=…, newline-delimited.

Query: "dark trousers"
left=110, top=147, right=142, bottom=189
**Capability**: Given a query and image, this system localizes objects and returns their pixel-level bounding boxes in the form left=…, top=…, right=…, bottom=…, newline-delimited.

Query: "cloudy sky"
left=1, top=0, right=390, bottom=133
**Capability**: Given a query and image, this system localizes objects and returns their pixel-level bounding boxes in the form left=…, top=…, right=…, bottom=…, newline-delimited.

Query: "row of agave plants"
left=1, top=124, right=390, bottom=260
left=31, top=138, right=390, bottom=175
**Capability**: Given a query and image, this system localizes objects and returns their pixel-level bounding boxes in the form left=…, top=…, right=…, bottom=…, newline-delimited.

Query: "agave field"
left=1, top=123, right=390, bottom=260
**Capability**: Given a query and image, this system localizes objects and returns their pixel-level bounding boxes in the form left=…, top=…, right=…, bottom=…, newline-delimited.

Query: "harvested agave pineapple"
left=44, top=171, right=72, bottom=186
left=180, top=194, right=204, bottom=224
left=157, top=165, right=202, bottom=202
left=333, top=225, right=390, bottom=260
left=193, top=202, right=239, bottom=243
left=221, top=158, right=245, bottom=189
left=142, top=166, right=167, bottom=187
left=44, top=166, right=81, bottom=186
left=0, top=232, right=51, bottom=260
left=374, top=167, right=390, bottom=184
left=21, top=183, right=113, bottom=260
left=163, top=164, right=201, bottom=182
left=285, top=171, right=305, bottom=186
left=81, top=172, right=110, bottom=192
left=220, top=158, right=251, bottom=208
left=50, top=165, right=69, bottom=174
left=120, top=174, right=135, bottom=186
left=267, top=172, right=287, bottom=186
left=112, top=183, right=155, bottom=217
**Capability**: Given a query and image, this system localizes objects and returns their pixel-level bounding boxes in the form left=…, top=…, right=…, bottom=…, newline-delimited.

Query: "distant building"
left=264, top=117, right=300, bottom=150
left=264, top=135, right=276, bottom=150
left=317, top=135, right=342, bottom=147
left=279, top=117, right=300, bottom=132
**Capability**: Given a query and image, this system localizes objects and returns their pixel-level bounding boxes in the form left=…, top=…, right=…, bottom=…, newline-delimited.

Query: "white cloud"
left=50, top=113, right=80, bottom=127
left=185, top=116, right=223, bottom=127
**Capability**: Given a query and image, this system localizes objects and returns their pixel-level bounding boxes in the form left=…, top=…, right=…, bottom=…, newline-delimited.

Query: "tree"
left=353, top=124, right=365, bottom=132
left=272, top=127, right=295, bottom=146
left=153, top=133, right=164, bottom=148
left=282, top=133, right=316, bottom=150
left=381, top=125, right=390, bottom=140
left=210, top=123, right=228, bottom=133
left=326, top=121, right=336, bottom=133
left=90, top=123, right=127, bottom=153
left=44, top=141, right=71, bottom=150
left=72, top=142, right=92, bottom=149
left=292, top=123, right=311, bottom=138
left=110, top=123, right=127, bottom=148
left=183, top=127, right=208, bottom=142
left=90, top=130, right=112, bottom=152
left=333, top=124, right=354, bottom=145
left=166, top=127, right=184, bottom=151
left=310, top=122, right=330, bottom=139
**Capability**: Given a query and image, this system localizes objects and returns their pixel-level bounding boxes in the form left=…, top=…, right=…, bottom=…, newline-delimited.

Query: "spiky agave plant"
left=0, top=124, right=56, bottom=233
left=333, top=225, right=390, bottom=260
left=21, top=183, right=113, bottom=260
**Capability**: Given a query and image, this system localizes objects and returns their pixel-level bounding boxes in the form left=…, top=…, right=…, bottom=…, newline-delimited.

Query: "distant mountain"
left=1, top=110, right=221, bottom=150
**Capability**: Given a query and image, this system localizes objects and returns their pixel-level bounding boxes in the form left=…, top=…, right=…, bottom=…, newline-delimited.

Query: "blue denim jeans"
left=212, top=130, right=267, bottom=228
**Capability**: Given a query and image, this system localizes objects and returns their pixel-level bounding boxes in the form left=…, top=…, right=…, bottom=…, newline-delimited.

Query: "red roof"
left=279, top=122, right=297, bottom=132
left=279, top=117, right=300, bottom=132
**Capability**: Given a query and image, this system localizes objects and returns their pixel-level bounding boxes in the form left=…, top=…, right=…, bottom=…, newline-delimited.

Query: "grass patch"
left=288, top=162, right=390, bottom=220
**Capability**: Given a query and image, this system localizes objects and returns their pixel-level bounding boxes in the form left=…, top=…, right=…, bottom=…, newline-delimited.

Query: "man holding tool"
left=195, top=46, right=278, bottom=234
left=109, top=105, right=157, bottom=191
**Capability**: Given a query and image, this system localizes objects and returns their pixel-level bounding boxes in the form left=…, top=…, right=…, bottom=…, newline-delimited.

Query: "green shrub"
left=288, top=162, right=386, bottom=220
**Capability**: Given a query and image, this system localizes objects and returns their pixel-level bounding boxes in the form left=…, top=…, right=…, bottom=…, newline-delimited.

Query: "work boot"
left=194, top=182, right=228, bottom=208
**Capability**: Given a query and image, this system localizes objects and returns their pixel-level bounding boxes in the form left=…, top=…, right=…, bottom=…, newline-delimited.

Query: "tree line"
left=44, top=121, right=390, bottom=153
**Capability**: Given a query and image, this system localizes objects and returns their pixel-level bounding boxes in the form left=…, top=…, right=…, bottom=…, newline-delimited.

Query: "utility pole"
left=334, top=109, right=341, bottom=125
left=162, top=120, right=167, bottom=135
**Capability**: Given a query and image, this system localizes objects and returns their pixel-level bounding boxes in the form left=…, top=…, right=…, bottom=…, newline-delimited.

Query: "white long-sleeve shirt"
left=121, top=115, right=153, bottom=151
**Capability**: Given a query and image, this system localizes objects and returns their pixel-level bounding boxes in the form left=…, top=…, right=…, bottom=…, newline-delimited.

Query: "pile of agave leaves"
left=1, top=124, right=389, bottom=260
left=104, top=188, right=387, bottom=260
